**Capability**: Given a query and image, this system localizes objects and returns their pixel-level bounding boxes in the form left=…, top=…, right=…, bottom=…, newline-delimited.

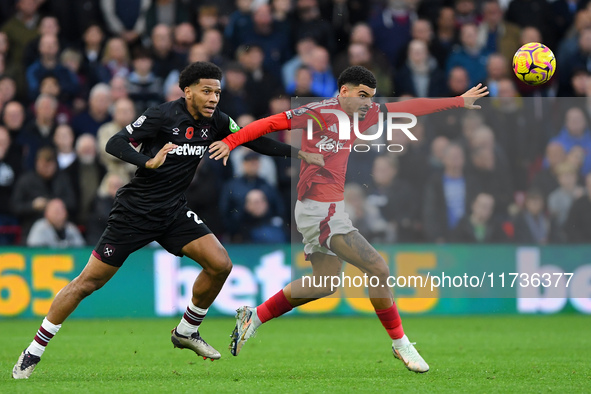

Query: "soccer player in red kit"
left=210, top=66, right=488, bottom=373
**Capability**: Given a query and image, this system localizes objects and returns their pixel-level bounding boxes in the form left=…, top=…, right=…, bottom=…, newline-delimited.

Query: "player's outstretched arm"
left=383, top=84, right=489, bottom=116
left=209, top=113, right=291, bottom=160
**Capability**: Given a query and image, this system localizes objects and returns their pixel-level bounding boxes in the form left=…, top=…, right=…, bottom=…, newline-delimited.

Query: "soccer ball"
left=512, top=42, right=556, bottom=86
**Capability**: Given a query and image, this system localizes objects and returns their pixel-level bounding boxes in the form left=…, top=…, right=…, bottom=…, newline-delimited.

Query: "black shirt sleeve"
left=105, top=107, right=164, bottom=168
left=243, top=137, right=299, bottom=158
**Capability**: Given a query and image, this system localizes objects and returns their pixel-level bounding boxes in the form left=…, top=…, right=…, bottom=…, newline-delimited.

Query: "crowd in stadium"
left=1, top=0, right=591, bottom=246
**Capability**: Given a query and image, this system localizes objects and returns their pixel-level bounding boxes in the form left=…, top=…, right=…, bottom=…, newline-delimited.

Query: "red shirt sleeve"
left=384, top=97, right=464, bottom=117
left=222, top=112, right=291, bottom=151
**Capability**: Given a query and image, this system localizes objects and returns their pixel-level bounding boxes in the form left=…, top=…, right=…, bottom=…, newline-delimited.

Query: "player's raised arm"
left=382, top=84, right=489, bottom=116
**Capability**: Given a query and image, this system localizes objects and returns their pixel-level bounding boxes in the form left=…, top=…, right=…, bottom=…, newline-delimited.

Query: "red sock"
left=376, top=304, right=404, bottom=339
left=257, top=290, right=293, bottom=323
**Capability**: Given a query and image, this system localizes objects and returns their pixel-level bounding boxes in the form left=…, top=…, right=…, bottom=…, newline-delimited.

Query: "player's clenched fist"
left=146, top=143, right=178, bottom=169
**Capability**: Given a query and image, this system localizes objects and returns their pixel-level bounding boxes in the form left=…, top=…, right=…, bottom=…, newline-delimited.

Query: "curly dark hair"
left=337, top=66, right=377, bottom=90
left=178, top=62, right=223, bottom=90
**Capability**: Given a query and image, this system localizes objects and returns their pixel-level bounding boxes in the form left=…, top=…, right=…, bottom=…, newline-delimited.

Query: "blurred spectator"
left=550, top=107, right=591, bottom=176
left=36, top=74, right=73, bottom=124
left=486, top=78, right=539, bottom=190
left=429, top=136, right=450, bottom=172
left=79, top=24, right=111, bottom=88
left=369, top=0, right=415, bottom=65
left=71, top=83, right=112, bottom=137
left=0, top=75, right=17, bottom=105
left=451, top=192, right=507, bottom=242
left=446, top=23, right=490, bottom=87
left=239, top=188, right=287, bottom=243
left=218, top=62, right=253, bottom=119
left=505, top=0, right=555, bottom=47
left=150, top=24, right=185, bottom=80
left=220, top=151, right=284, bottom=239
left=197, top=5, right=222, bottom=36
left=101, top=37, right=131, bottom=79
left=1, top=0, right=42, bottom=83
left=454, top=0, right=480, bottom=27
left=477, top=0, right=520, bottom=63
left=100, top=0, right=151, bottom=46
left=548, top=162, right=584, bottom=227
left=228, top=3, right=292, bottom=79
left=18, top=94, right=57, bottom=170
left=447, top=65, right=470, bottom=96
left=282, top=37, right=317, bottom=88
left=287, top=65, right=317, bottom=97
left=237, top=44, right=283, bottom=117
left=110, top=75, right=129, bottom=102
left=397, top=18, right=449, bottom=70
left=27, top=198, right=85, bottom=247
left=558, top=27, right=591, bottom=96
left=531, top=141, right=566, bottom=199
left=127, top=47, right=164, bottom=115
left=40, top=0, right=105, bottom=45
left=435, top=7, right=458, bottom=56
left=146, top=0, right=191, bottom=33
left=1, top=100, right=26, bottom=140
left=172, top=22, right=197, bottom=60
left=64, top=134, right=106, bottom=225
left=395, top=39, right=447, bottom=97
left=165, top=84, right=184, bottom=102
left=86, top=172, right=123, bottom=245
left=97, top=97, right=137, bottom=187
left=25, top=33, right=80, bottom=102
left=22, top=15, right=63, bottom=69
left=293, top=0, right=336, bottom=55
left=366, top=155, right=419, bottom=242
left=224, top=0, right=254, bottom=54
left=513, top=189, right=552, bottom=244
left=467, top=143, right=513, bottom=215
left=343, top=183, right=390, bottom=241
left=53, top=124, right=76, bottom=170
left=163, top=42, right=210, bottom=96
left=11, top=147, right=76, bottom=242
left=564, top=172, right=591, bottom=242
left=231, top=114, right=278, bottom=187
left=201, top=28, right=227, bottom=68
left=304, top=46, right=337, bottom=97
left=272, top=0, right=294, bottom=22
left=0, top=125, right=21, bottom=244
left=485, top=53, right=509, bottom=97
left=423, top=143, right=478, bottom=242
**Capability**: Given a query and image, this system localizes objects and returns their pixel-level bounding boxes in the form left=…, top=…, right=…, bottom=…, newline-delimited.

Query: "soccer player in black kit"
left=12, top=62, right=324, bottom=379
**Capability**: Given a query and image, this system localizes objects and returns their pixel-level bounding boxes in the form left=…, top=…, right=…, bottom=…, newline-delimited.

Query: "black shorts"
left=93, top=202, right=212, bottom=267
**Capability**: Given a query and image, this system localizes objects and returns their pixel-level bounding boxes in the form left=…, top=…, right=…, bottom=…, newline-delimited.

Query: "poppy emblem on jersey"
left=133, top=115, right=146, bottom=127
left=185, top=127, right=194, bottom=139
left=103, top=244, right=115, bottom=257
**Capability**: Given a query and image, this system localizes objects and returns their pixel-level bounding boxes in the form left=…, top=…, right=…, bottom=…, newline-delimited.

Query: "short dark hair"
left=179, top=61, right=222, bottom=90
left=337, top=66, right=377, bottom=90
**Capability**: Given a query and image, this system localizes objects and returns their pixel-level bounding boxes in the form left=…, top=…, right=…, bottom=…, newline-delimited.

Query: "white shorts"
left=294, top=199, right=357, bottom=258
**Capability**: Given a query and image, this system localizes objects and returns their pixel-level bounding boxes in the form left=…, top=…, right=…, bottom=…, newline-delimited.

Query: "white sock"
left=26, top=318, right=62, bottom=357
left=176, top=302, right=208, bottom=336
left=392, top=334, right=411, bottom=350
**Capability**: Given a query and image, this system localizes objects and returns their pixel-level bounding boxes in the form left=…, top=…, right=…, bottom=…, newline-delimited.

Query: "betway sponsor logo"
left=168, top=143, right=207, bottom=157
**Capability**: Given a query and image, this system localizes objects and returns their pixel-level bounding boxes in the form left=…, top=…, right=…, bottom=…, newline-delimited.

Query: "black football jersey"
left=106, top=98, right=295, bottom=219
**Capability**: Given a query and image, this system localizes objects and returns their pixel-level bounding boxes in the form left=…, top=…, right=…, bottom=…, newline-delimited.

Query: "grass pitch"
left=0, top=315, right=589, bottom=393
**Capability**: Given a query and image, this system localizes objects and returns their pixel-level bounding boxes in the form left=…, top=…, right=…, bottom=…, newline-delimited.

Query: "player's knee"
left=208, top=255, right=233, bottom=279
left=365, top=259, right=390, bottom=279
left=73, top=277, right=105, bottom=298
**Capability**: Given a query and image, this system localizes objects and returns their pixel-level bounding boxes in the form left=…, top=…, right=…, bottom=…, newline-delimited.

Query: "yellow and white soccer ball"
left=512, top=42, right=556, bottom=86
